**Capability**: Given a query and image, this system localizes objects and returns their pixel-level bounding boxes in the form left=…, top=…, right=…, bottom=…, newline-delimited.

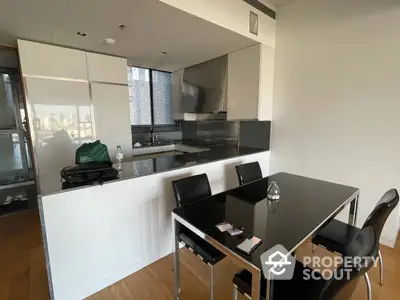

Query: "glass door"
left=0, top=70, right=32, bottom=184
left=0, top=58, right=36, bottom=214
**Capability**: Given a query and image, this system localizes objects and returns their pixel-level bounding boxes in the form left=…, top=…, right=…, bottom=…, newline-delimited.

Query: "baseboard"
left=380, top=236, right=396, bottom=248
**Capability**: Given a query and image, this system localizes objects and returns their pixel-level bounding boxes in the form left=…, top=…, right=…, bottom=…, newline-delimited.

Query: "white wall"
left=271, top=0, right=400, bottom=247
left=41, top=151, right=270, bottom=300
left=159, top=0, right=276, bottom=47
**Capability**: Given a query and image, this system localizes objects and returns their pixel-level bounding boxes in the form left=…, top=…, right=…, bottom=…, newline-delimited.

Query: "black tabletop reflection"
left=173, top=172, right=359, bottom=269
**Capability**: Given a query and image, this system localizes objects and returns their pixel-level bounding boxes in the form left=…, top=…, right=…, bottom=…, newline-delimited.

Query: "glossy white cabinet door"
left=18, top=40, right=88, bottom=80
left=227, top=44, right=261, bottom=120
left=258, top=44, right=275, bottom=121
left=90, top=83, right=132, bottom=158
left=227, top=43, right=274, bottom=121
left=25, top=77, right=93, bottom=194
left=86, top=53, right=128, bottom=84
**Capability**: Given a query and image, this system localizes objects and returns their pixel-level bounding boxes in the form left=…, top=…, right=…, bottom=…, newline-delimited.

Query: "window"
left=152, top=70, right=173, bottom=125
left=128, top=67, right=175, bottom=128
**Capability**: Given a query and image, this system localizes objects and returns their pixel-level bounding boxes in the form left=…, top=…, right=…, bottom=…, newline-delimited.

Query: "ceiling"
left=0, top=0, right=257, bottom=72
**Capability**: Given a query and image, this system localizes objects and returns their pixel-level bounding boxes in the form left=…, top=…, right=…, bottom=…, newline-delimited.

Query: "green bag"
left=75, top=140, right=111, bottom=164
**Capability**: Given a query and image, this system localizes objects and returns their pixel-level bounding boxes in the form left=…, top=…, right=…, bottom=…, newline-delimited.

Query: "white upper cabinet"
left=227, top=44, right=260, bottom=120
left=258, top=43, right=275, bottom=121
left=17, top=40, right=88, bottom=80
left=227, top=43, right=274, bottom=120
left=86, top=53, right=128, bottom=84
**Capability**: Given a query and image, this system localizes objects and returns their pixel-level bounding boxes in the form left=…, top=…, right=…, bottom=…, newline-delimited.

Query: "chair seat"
left=312, top=219, right=361, bottom=254
left=233, top=262, right=327, bottom=300
left=179, top=232, right=225, bottom=265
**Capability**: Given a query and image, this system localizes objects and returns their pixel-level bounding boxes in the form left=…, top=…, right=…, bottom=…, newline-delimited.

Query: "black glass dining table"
left=171, top=172, right=359, bottom=299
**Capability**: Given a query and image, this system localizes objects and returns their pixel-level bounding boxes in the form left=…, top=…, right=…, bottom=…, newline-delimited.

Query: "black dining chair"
left=232, top=226, right=379, bottom=300
left=312, top=188, right=399, bottom=299
left=235, top=162, right=263, bottom=186
left=172, top=173, right=225, bottom=300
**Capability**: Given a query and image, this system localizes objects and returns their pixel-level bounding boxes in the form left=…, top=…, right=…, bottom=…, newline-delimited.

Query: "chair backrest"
left=235, top=162, right=263, bottom=186
left=320, top=226, right=379, bottom=300
left=362, top=189, right=399, bottom=238
left=172, top=173, right=212, bottom=207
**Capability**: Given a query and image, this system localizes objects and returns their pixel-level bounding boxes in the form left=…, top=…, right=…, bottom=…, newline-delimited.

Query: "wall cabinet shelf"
left=18, top=40, right=88, bottom=80
left=86, top=53, right=128, bottom=84
left=172, top=44, right=274, bottom=121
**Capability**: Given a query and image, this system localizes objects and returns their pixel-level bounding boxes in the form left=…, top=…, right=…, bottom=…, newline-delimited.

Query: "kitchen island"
left=39, top=143, right=270, bottom=300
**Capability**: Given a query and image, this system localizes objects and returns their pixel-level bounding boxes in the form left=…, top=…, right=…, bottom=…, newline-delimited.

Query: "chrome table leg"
left=172, top=216, right=181, bottom=300
left=348, top=194, right=359, bottom=226
left=233, top=285, right=238, bottom=300
left=210, top=264, right=214, bottom=300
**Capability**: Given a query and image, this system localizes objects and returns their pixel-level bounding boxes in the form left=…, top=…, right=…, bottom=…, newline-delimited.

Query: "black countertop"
left=119, top=141, right=267, bottom=180
left=54, top=141, right=268, bottom=195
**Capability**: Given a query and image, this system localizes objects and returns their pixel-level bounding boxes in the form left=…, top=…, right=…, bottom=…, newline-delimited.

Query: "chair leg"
left=233, top=284, right=238, bottom=300
left=378, top=250, right=384, bottom=285
left=364, top=273, right=372, bottom=300
left=210, top=264, right=214, bottom=300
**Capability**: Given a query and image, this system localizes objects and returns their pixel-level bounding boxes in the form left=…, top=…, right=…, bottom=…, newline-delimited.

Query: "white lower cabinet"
left=41, top=148, right=270, bottom=300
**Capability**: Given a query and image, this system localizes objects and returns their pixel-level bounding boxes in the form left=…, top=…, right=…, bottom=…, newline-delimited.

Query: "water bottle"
left=115, top=145, right=124, bottom=163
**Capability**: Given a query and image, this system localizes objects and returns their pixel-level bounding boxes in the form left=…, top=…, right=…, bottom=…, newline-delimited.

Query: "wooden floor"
left=89, top=235, right=400, bottom=300
left=0, top=209, right=49, bottom=300
left=1, top=209, right=399, bottom=300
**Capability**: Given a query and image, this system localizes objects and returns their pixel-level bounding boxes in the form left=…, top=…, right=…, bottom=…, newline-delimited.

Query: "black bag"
left=60, top=162, right=119, bottom=189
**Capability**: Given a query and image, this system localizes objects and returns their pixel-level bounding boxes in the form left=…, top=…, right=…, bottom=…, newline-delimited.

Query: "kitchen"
left=1, top=0, right=274, bottom=299
left=27, top=34, right=273, bottom=300
left=1, top=0, right=400, bottom=300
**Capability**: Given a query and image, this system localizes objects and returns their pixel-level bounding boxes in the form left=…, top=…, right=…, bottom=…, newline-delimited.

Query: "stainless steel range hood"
left=180, top=55, right=227, bottom=120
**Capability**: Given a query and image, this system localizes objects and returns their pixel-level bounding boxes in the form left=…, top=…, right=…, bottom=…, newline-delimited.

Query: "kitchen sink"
left=132, top=144, right=209, bottom=159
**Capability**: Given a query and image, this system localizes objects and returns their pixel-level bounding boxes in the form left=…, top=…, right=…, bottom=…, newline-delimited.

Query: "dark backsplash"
left=131, top=120, right=271, bottom=149
left=182, top=120, right=238, bottom=144
left=239, top=121, right=271, bottom=150
left=182, top=120, right=270, bottom=149
left=181, top=121, right=197, bottom=140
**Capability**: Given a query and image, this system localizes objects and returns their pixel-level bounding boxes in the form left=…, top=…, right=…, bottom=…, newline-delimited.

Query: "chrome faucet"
left=151, top=133, right=158, bottom=145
